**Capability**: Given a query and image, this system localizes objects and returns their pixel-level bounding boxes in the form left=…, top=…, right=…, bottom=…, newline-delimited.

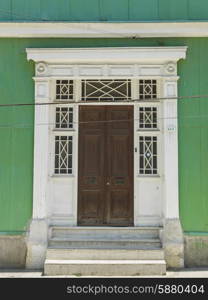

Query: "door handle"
left=106, top=182, right=110, bottom=186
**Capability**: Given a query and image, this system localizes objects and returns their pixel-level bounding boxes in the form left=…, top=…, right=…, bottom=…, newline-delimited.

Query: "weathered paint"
left=0, top=0, right=208, bottom=22
left=0, top=38, right=208, bottom=233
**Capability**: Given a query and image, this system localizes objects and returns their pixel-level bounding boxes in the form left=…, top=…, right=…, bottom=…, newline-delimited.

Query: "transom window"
left=56, top=80, right=74, bottom=100
left=81, top=79, right=131, bottom=101
left=55, top=79, right=158, bottom=102
left=139, top=79, right=157, bottom=100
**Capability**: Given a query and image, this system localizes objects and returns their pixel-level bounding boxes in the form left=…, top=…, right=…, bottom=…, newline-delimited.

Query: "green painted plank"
left=10, top=128, right=33, bottom=230
left=0, top=38, right=33, bottom=231
left=40, top=0, right=70, bottom=21
left=1, top=0, right=208, bottom=21
left=69, top=0, right=100, bottom=21
left=189, top=0, right=208, bottom=20
left=158, top=0, right=188, bottom=20
left=0, top=128, right=12, bottom=231
left=11, top=0, right=40, bottom=21
left=0, top=0, right=11, bottom=21
left=198, top=39, right=208, bottom=231
left=129, top=0, right=159, bottom=20
left=178, top=39, right=202, bottom=231
left=100, top=0, right=129, bottom=21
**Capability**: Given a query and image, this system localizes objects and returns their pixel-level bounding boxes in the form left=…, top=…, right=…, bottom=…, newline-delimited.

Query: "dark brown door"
left=78, top=106, right=133, bottom=226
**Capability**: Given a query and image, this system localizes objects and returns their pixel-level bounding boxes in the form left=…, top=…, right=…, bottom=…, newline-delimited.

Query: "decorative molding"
left=26, top=47, right=187, bottom=65
left=35, top=80, right=49, bottom=99
left=164, top=62, right=177, bottom=75
left=1, top=22, right=208, bottom=38
left=36, top=62, right=48, bottom=76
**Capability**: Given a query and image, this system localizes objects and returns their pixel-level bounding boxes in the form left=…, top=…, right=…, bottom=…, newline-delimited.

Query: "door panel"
left=106, top=106, right=133, bottom=225
left=78, top=105, right=133, bottom=226
left=78, top=106, right=106, bottom=225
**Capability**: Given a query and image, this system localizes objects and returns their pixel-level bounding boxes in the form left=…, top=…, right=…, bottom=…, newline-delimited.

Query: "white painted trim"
left=26, top=47, right=187, bottom=65
left=28, top=48, right=187, bottom=227
left=1, top=22, right=208, bottom=38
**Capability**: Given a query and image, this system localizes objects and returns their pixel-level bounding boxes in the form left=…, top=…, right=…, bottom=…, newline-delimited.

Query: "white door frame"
left=25, top=47, right=187, bottom=269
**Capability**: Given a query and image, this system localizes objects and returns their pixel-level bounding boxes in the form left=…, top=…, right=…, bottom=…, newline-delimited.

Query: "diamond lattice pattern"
left=55, top=136, right=72, bottom=174
left=56, top=80, right=74, bottom=100
left=81, top=79, right=131, bottom=101
left=139, top=80, right=157, bottom=100
left=139, top=136, right=157, bottom=175
left=55, top=107, right=73, bottom=129
left=139, top=107, right=157, bottom=129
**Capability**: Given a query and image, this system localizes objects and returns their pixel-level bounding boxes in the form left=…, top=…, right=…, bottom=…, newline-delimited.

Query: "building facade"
left=0, top=1, right=208, bottom=275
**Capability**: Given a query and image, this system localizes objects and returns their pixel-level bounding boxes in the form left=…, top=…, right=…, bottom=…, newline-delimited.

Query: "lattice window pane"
left=139, top=80, right=157, bottom=100
left=54, top=136, right=73, bottom=174
left=139, top=107, right=157, bottom=129
left=139, top=136, right=157, bottom=175
left=56, top=80, right=74, bottom=100
left=81, top=79, right=131, bottom=101
left=55, top=107, right=73, bottom=129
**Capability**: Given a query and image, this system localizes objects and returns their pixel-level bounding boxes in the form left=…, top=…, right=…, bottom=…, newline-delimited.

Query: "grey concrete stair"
left=50, top=226, right=160, bottom=239
left=44, top=226, right=166, bottom=276
left=46, top=248, right=164, bottom=260
left=48, top=238, right=161, bottom=249
left=44, top=259, right=166, bottom=276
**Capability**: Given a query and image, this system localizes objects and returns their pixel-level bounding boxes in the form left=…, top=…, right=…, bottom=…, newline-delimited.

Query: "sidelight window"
left=55, top=107, right=73, bottom=129
left=139, top=107, right=158, bottom=129
left=54, top=136, right=73, bottom=174
left=53, top=102, right=74, bottom=175
left=137, top=79, right=160, bottom=176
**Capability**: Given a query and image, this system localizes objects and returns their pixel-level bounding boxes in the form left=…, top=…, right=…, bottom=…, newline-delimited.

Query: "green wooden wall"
left=0, top=0, right=208, bottom=22
left=0, top=37, right=208, bottom=233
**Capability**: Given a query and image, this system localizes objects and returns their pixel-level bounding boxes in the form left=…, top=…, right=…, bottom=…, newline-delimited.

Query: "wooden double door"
left=78, top=105, right=133, bottom=226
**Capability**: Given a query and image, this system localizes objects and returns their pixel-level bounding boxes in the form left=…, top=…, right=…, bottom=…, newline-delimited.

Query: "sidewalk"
left=0, top=268, right=208, bottom=278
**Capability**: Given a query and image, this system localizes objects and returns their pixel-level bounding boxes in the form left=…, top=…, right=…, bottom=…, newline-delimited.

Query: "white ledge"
left=26, top=47, right=187, bottom=64
left=1, top=22, right=208, bottom=37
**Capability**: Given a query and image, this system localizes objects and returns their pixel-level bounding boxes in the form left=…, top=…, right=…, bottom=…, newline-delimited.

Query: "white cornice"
left=26, top=47, right=187, bottom=64
left=1, top=22, right=208, bottom=37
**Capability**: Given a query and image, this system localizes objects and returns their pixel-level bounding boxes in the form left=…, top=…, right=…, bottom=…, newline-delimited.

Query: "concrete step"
left=44, top=259, right=166, bottom=276
left=50, top=226, right=160, bottom=239
left=46, top=248, right=165, bottom=260
left=48, top=238, right=161, bottom=249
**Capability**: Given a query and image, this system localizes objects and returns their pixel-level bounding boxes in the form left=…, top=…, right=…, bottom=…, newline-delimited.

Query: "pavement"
left=0, top=268, right=208, bottom=278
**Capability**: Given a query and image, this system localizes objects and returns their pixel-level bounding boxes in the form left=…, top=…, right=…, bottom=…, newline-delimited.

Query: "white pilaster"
left=26, top=77, right=51, bottom=269
left=163, top=79, right=179, bottom=219
left=162, top=77, right=184, bottom=268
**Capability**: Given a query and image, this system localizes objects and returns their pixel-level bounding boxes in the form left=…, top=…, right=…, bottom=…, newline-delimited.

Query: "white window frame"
left=50, top=102, right=78, bottom=178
